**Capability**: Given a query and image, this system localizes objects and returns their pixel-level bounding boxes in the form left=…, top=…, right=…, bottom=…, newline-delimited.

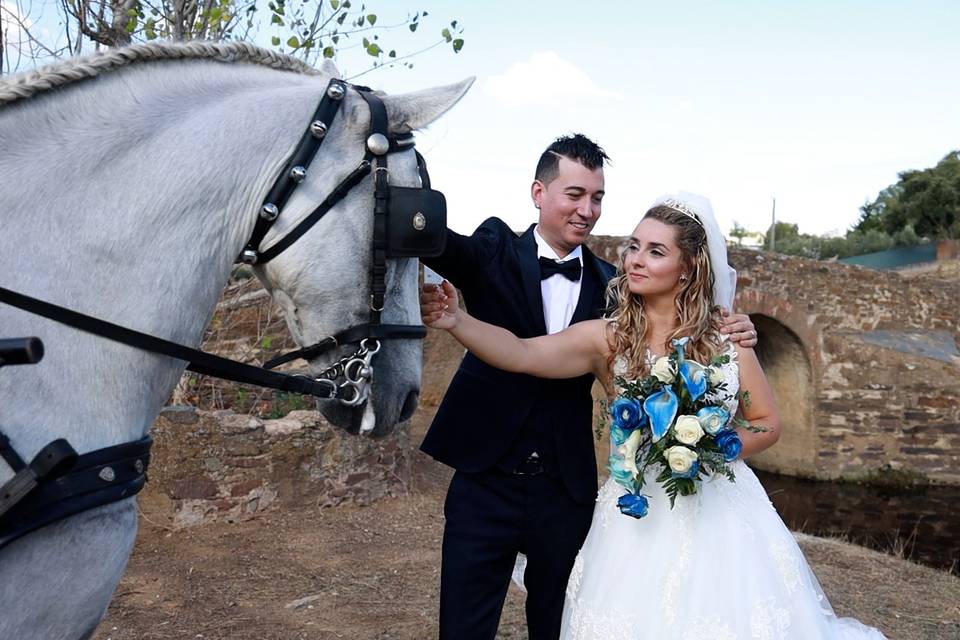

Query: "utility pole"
left=768, top=197, right=777, bottom=252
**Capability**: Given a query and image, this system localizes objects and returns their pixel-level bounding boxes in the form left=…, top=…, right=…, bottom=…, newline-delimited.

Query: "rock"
left=284, top=594, right=322, bottom=610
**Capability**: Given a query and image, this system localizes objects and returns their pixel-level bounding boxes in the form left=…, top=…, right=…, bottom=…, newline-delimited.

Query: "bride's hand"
left=421, top=280, right=461, bottom=330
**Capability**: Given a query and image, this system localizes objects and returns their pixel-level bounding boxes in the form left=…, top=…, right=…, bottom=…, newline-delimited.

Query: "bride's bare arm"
left=733, top=344, right=781, bottom=457
left=421, top=281, right=610, bottom=379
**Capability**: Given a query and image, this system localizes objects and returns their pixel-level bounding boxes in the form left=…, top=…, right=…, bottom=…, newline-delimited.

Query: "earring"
left=680, top=274, right=688, bottom=282
left=535, top=203, right=541, bottom=209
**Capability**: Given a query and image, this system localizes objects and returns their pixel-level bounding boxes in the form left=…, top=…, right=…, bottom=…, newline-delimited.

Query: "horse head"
left=254, top=72, right=472, bottom=437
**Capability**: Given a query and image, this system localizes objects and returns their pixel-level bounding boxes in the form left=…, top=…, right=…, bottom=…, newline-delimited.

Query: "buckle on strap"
left=512, top=454, right=545, bottom=477
left=0, top=438, right=78, bottom=518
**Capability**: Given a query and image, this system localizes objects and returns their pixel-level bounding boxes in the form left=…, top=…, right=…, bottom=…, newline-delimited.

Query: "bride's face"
left=623, top=218, right=687, bottom=300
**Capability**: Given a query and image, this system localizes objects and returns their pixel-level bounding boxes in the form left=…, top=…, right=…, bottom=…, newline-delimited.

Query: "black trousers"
left=438, top=469, right=594, bottom=640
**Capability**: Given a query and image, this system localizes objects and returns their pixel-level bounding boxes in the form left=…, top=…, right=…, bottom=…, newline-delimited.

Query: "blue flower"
left=671, top=336, right=690, bottom=361
left=671, top=459, right=700, bottom=480
left=696, top=406, right=730, bottom=436
left=617, top=493, right=649, bottom=519
left=610, top=396, right=644, bottom=431
left=608, top=455, right=636, bottom=491
left=714, top=429, right=743, bottom=462
left=610, top=425, right=629, bottom=447
left=679, top=360, right=708, bottom=403
left=642, top=386, right=678, bottom=443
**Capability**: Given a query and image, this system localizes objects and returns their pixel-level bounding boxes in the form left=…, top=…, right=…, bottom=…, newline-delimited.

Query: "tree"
left=855, top=150, right=960, bottom=240
left=0, top=0, right=464, bottom=76
left=729, top=221, right=750, bottom=246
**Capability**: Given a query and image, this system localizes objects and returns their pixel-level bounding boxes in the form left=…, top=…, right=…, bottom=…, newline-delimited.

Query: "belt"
left=512, top=454, right=545, bottom=476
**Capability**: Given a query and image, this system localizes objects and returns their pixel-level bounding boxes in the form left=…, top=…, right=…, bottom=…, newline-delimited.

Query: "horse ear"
left=381, top=77, right=474, bottom=134
left=320, top=58, right=341, bottom=78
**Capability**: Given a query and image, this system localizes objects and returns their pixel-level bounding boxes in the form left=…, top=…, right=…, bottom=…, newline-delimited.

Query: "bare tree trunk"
left=110, top=0, right=135, bottom=46
left=1, top=3, right=6, bottom=75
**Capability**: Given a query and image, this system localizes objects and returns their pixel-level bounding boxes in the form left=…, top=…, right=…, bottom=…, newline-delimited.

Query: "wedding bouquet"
left=608, top=337, right=756, bottom=519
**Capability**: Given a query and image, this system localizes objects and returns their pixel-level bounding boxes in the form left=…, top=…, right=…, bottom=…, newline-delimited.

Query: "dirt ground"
left=92, top=445, right=960, bottom=640
left=91, top=321, right=960, bottom=639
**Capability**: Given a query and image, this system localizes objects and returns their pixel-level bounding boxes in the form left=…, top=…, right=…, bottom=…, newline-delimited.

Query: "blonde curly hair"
left=605, top=205, right=724, bottom=379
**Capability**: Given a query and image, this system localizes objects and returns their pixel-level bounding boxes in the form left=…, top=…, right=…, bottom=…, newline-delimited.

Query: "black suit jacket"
left=421, top=218, right=616, bottom=504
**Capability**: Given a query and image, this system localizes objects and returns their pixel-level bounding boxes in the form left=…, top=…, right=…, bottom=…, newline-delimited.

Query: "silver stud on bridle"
left=366, top=133, right=390, bottom=156
left=326, top=82, right=346, bottom=101
left=310, top=120, right=328, bottom=139
left=260, top=203, right=279, bottom=221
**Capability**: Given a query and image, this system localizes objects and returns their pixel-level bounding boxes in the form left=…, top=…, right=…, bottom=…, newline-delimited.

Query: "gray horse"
left=0, top=41, right=470, bottom=639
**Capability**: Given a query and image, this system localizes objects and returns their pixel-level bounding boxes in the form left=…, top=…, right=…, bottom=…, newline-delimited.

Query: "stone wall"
left=142, top=407, right=410, bottom=528
left=585, top=237, right=960, bottom=483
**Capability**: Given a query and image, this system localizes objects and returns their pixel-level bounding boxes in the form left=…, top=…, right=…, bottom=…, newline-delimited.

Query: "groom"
left=421, top=134, right=755, bottom=639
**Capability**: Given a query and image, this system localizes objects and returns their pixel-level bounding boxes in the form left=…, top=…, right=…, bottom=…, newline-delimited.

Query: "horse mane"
left=0, top=40, right=320, bottom=106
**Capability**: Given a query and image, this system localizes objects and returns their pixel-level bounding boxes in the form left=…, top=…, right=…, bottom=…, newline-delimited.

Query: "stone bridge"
left=587, top=238, right=960, bottom=484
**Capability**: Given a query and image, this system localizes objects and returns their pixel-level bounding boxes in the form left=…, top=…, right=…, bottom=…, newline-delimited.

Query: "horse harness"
left=0, top=79, right=447, bottom=550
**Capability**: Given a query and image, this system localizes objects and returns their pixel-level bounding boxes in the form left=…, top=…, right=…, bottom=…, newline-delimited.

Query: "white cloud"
left=484, top=50, right=622, bottom=106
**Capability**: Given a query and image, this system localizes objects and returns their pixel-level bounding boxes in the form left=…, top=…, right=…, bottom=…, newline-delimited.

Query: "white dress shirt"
left=534, top=226, right=583, bottom=335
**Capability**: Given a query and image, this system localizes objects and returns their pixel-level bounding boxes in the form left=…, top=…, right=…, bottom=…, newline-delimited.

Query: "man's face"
left=531, top=156, right=605, bottom=257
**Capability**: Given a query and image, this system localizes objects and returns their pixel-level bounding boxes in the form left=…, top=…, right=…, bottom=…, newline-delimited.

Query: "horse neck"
left=0, top=62, right=327, bottom=461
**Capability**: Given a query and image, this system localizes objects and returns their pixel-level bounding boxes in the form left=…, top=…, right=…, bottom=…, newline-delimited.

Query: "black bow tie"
left=539, top=256, right=582, bottom=282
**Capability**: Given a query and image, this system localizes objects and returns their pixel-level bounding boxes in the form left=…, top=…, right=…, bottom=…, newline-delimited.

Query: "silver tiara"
left=661, top=198, right=704, bottom=227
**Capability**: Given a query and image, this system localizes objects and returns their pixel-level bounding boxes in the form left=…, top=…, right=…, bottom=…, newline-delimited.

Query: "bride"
left=421, top=193, right=887, bottom=639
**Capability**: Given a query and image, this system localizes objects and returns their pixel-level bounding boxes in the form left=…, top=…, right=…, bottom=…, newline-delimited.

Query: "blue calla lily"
left=671, top=337, right=690, bottom=362
left=642, top=386, right=678, bottom=443
left=679, top=360, right=708, bottom=403
left=610, top=396, right=645, bottom=431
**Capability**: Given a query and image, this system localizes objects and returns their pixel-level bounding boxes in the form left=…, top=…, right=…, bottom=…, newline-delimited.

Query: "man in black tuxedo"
left=421, top=134, right=754, bottom=639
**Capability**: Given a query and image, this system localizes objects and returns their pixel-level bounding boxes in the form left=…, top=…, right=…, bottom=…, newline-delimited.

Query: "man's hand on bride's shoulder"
left=421, top=281, right=461, bottom=331
left=720, top=309, right=758, bottom=348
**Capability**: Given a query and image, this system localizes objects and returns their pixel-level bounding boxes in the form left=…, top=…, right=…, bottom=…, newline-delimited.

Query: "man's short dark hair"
left=534, top=133, right=610, bottom=185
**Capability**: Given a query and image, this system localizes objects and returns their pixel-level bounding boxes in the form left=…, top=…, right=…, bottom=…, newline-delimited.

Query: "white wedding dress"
left=559, top=345, right=887, bottom=640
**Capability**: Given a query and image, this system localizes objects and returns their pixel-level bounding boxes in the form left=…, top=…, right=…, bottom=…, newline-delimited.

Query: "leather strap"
left=0, top=287, right=344, bottom=399
left=263, top=323, right=426, bottom=370
left=0, top=436, right=152, bottom=551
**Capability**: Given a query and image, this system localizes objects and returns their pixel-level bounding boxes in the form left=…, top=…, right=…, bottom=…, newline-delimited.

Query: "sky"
left=5, top=0, right=958, bottom=239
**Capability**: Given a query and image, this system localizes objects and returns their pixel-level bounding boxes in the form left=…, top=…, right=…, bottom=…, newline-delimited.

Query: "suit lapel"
left=518, top=225, right=548, bottom=335
left=571, top=248, right=608, bottom=324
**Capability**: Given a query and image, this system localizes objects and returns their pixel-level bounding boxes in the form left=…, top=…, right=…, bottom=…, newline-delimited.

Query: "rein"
left=0, top=77, right=447, bottom=550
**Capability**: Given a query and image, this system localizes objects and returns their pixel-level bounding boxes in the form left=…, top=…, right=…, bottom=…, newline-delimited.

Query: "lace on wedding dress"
left=560, top=340, right=887, bottom=640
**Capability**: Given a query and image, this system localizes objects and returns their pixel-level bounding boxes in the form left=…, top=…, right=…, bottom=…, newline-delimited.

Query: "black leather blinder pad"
left=385, top=186, right=447, bottom=258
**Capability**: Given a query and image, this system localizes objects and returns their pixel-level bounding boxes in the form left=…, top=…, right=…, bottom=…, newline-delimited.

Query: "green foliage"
left=856, top=150, right=960, bottom=240
left=729, top=221, right=750, bottom=245
left=18, top=1, right=464, bottom=77
left=265, top=391, right=312, bottom=418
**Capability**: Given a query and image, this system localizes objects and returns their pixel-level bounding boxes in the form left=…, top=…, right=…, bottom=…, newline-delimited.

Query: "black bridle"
left=0, top=77, right=446, bottom=405
left=0, top=78, right=447, bottom=549
left=233, top=78, right=447, bottom=406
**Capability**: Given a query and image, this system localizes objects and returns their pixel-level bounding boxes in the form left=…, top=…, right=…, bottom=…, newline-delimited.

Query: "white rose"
left=674, top=415, right=704, bottom=446
left=617, top=429, right=644, bottom=477
left=651, top=356, right=676, bottom=383
left=708, top=366, right=724, bottom=386
left=664, top=446, right=699, bottom=474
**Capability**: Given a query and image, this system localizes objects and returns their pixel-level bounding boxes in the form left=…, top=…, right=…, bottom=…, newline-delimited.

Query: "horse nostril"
left=399, top=390, right=419, bottom=422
